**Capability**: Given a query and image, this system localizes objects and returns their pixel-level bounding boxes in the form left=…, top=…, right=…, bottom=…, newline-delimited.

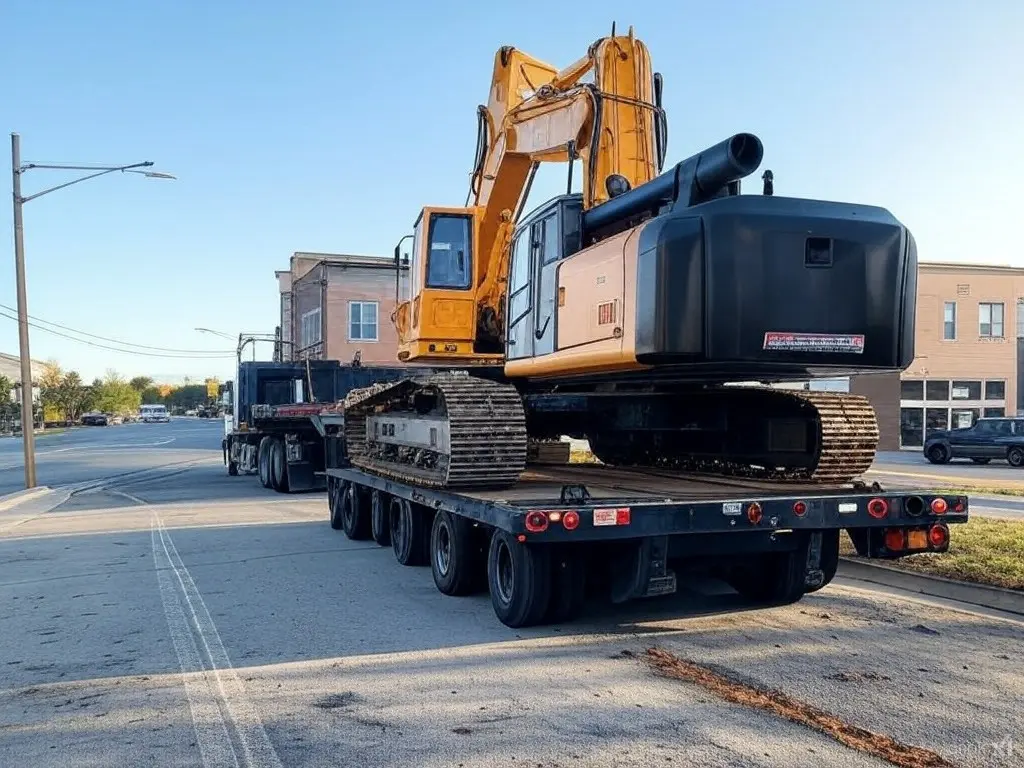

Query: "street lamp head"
left=143, top=171, right=176, bottom=179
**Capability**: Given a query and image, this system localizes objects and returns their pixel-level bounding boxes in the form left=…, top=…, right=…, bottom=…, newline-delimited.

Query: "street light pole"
left=10, top=132, right=175, bottom=489
left=11, top=134, right=36, bottom=488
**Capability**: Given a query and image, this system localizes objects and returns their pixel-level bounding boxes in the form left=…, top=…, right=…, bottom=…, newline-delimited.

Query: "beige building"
left=898, top=261, right=1023, bottom=448
left=276, top=252, right=408, bottom=365
left=0, top=352, right=45, bottom=386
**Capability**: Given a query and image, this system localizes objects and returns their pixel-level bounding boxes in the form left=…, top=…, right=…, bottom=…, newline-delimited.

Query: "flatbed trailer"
left=324, top=454, right=969, bottom=627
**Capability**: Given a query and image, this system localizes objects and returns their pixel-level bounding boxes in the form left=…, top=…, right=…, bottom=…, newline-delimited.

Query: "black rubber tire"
left=971, top=457, right=991, bottom=465
left=487, top=529, right=552, bottom=628
left=390, top=497, right=430, bottom=566
left=430, top=511, right=482, bottom=596
left=545, top=546, right=587, bottom=623
left=926, top=443, right=950, bottom=465
left=802, top=530, right=840, bottom=594
left=370, top=490, right=390, bottom=546
left=258, top=437, right=272, bottom=488
left=329, top=479, right=347, bottom=530
left=227, top=461, right=238, bottom=476
left=340, top=482, right=372, bottom=540
left=726, top=538, right=809, bottom=606
left=270, top=439, right=290, bottom=493
left=1008, top=446, right=1024, bottom=467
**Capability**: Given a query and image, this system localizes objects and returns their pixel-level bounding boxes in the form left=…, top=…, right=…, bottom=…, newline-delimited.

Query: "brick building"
left=897, top=261, right=1024, bottom=449
left=276, top=252, right=408, bottom=365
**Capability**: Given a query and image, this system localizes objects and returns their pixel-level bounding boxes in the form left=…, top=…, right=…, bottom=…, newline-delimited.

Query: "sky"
left=1, top=1, right=1022, bottom=383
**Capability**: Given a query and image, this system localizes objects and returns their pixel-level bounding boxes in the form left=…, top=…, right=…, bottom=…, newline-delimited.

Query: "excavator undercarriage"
left=342, top=372, right=881, bottom=490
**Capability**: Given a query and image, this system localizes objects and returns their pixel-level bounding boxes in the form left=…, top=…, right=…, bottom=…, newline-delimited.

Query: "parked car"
left=923, top=416, right=1024, bottom=466
left=81, top=412, right=109, bottom=426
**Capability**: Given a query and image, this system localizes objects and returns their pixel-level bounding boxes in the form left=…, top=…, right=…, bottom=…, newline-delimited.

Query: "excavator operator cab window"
left=426, top=213, right=473, bottom=290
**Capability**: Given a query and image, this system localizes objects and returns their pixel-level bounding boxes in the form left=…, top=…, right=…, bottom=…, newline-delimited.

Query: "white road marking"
left=155, top=513, right=283, bottom=768
left=108, top=488, right=149, bottom=505
left=151, top=517, right=240, bottom=767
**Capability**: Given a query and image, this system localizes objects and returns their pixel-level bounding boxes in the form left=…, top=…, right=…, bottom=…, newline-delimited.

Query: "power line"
left=0, top=302, right=234, bottom=354
left=0, top=310, right=236, bottom=359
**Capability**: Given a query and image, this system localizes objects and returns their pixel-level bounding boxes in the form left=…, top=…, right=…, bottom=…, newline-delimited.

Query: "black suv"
left=924, top=416, right=1024, bottom=466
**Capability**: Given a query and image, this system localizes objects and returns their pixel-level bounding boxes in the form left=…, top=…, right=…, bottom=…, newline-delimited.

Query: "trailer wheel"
left=545, top=547, right=587, bottom=623
left=370, top=490, right=390, bottom=546
left=227, top=461, right=238, bottom=476
left=430, top=511, right=482, bottom=596
left=487, top=529, right=551, bottom=628
left=389, top=497, right=429, bottom=566
left=340, top=482, right=372, bottom=540
left=329, top=479, right=347, bottom=530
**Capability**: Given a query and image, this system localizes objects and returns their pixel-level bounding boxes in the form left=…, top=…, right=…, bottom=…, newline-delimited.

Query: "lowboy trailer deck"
left=324, top=454, right=969, bottom=628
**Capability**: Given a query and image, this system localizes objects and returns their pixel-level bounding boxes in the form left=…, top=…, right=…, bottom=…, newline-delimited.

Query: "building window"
left=300, top=308, right=321, bottom=348
left=348, top=301, right=378, bottom=341
left=925, top=380, right=949, bottom=401
left=1018, top=298, right=1024, bottom=338
left=925, top=407, right=949, bottom=436
left=984, top=407, right=1006, bottom=418
left=943, top=301, right=956, bottom=340
left=900, top=407, right=924, bottom=448
left=979, top=302, right=1004, bottom=337
left=951, top=380, right=982, bottom=400
left=951, top=408, right=979, bottom=429
left=986, top=380, right=1006, bottom=400
left=900, top=380, right=924, bottom=400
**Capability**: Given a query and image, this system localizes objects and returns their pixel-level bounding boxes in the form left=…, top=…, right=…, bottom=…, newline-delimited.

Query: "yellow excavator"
left=343, top=26, right=916, bottom=491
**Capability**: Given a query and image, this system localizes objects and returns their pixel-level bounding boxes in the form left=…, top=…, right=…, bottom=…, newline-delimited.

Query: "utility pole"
left=11, top=133, right=37, bottom=488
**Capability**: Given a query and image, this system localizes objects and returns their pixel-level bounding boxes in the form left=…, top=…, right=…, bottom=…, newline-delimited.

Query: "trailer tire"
left=487, top=529, right=551, bottom=628
left=341, top=482, right=372, bottom=540
left=270, top=439, right=290, bottom=493
left=389, top=497, right=429, bottom=566
left=227, top=461, right=238, bottom=476
left=430, top=511, right=481, bottom=596
left=370, top=490, right=390, bottom=546
left=545, top=547, right=587, bottom=623
left=329, top=479, right=347, bottom=530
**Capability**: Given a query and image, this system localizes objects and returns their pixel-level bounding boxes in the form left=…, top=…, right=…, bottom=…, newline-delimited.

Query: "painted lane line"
left=151, top=517, right=240, bottom=767
left=157, top=515, right=283, bottom=768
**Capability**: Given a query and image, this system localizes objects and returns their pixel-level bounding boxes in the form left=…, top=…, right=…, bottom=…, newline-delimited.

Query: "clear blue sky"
left=2, top=1, right=1021, bottom=383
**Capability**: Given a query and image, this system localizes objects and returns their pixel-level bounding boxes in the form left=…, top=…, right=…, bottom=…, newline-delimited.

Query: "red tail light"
left=525, top=511, right=549, bottom=533
left=562, top=510, right=580, bottom=530
left=793, top=501, right=807, bottom=517
left=747, top=502, right=763, bottom=524
left=884, top=528, right=905, bottom=551
left=928, top=523, right=949, bottom=549
left=930, top=497, right=948, bottom=515
left=867, top=498, right=889, bottom=519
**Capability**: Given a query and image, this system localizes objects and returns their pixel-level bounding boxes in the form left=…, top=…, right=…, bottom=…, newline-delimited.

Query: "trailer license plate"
left=722, top=502, right=742, bottom=516
left=838, top=502, right=858, bottom=514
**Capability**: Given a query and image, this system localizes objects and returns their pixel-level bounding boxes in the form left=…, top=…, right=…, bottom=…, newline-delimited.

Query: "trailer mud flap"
left=804, top=531, right=825, bottom=590
left=610, top=536, right=677, bottom=603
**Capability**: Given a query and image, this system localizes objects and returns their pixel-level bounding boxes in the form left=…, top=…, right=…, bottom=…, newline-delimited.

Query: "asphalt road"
left=0, top=420, right=1021, bottom=766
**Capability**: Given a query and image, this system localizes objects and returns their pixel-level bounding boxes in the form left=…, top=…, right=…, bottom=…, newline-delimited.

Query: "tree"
left=129, top=376, right=154, bottom=392
left=0, top=374, right=12, bottom=405
left=93, top=370, right=142, bottom=416
left=38, top=360, right=65, bottom=420
left=56, top=372, right=91, bottom=422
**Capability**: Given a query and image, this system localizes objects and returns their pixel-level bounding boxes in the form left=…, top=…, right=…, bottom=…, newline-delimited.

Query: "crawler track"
left=343, top=371, right=528, bottom=490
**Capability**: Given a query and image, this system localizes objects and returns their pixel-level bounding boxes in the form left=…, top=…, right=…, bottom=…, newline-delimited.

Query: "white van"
left=140, top=404, right=170, bottom=423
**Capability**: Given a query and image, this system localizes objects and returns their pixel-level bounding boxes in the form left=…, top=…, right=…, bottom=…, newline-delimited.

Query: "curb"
left=0, top=486, right=53, bottom=513
left=836, top=557, right=1024, bottom=617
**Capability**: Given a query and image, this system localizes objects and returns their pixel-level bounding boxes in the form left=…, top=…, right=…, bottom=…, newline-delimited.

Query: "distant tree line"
left=24, top=362, right=220, bottom=423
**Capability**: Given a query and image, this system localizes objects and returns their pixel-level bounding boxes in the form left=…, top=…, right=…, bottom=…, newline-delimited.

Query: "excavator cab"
left=392, top=206, right=492, bottom=363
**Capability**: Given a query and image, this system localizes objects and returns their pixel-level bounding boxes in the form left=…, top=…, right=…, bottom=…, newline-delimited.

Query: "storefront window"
left=900, top=407, right=924, bottom=447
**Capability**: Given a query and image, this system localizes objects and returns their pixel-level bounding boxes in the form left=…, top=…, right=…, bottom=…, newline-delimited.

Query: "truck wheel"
left=1008, top=446, right=1024, bottom=467
left=329, top=480, right=347, bottom=530
left=389, top=497, right=429, bottom=566
left=270, top=440, right=290, bottom=493
left=545, top=547, right=587, bottom=623
left=487, top=529, right=551, bottom=628
left=227, top=461, right=239, bottom=476
left=430, top=511, right=481, bottom=596
left=258, top=437, right=272, bottom=488
left=341, top=482, right=372, bottom=540
left=370, top=490, right=390, bottom=546
left=802, top=530, right=840, bottom=594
